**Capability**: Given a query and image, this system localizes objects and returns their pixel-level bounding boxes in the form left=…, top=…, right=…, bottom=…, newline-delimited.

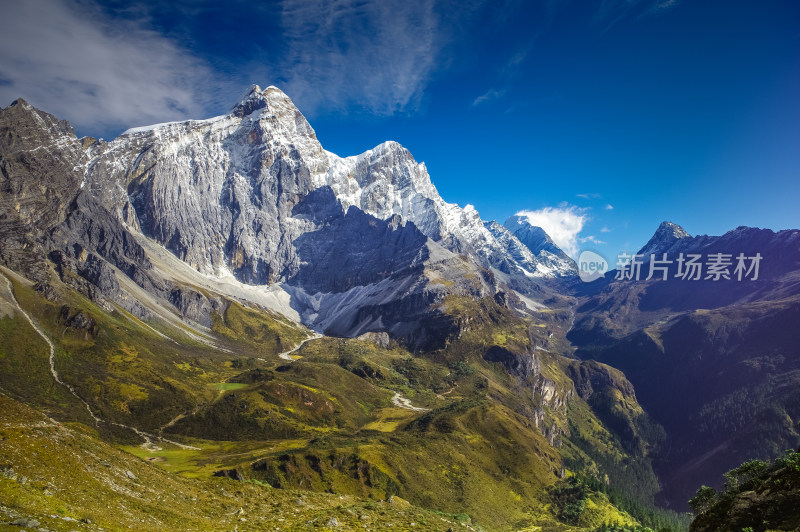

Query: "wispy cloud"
left=580, top=235, right=606, bottom=245
left=472, top=88, right=507, bottom=107
left=639, top=0, right=681, bottom=18
left=0, top=0, right=223, bottom=137
left=470, top=43, right=532, bottom=109
left=502, top=47, right=532, bottom=75
left=592, top=0, right=682, bottom=31
left=576, top=193, right=601, bottom=199
left=277, top=0, right=482, bottom=117
left=515, top=204, right=588, bottom=257
left=600, top=226, right=612, bottom=233
left=604, top=203, right=614, bottom=210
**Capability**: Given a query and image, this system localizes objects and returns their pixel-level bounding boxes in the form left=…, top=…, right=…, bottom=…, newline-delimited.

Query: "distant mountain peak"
left=638, top=221, right=691, bottom=256
left=230, top=84, right=294, bottom=118
left=504, top=214, right=568, bottom=258
left=657, top=221, right=690, bottom=237
left=501, top=214, right=576, bottom=276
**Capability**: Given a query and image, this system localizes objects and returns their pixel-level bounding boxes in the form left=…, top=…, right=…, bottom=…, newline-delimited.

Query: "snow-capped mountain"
left=81, top=86, right=573, bottom=282
left=4, top=85, right=800, bottom=520
left=503, top=214, right=577, bottom=275
left=1, top=85, right=576, bottom=345
left=114, top=86, right=576, bottom=284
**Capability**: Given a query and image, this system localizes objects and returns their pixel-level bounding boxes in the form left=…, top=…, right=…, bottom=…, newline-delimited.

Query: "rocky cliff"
left=1, top=86, right=577, bottom=347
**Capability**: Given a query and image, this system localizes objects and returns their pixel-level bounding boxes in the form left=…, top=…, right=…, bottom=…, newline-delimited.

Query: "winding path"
left=273, top=331, right=428, bottom=412
left=1, top=272, right=102, bottom=425
left=272, top=331, right=427, bottom=412
left=278, top=332, right=323, bottom=362
left=436, top=384, right=457, bottom=399
left=1, top=271, right=198, bottom=451
left=157, top=406, right=200, bottom=437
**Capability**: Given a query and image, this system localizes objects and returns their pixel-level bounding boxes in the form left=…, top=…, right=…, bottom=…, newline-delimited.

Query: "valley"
left=1, top=86, right=797, bottom=531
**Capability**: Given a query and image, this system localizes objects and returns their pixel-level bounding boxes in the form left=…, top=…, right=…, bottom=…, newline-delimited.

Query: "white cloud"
left=600, top=226, right=611, bottom=233
left=472, top=88, right=507, bottom=107
left=277, top=0, right=482, bottom=117
left=0, top=0, right=224, bottom=137
left=515, top=205, right=588, bottom=258
left=576, top=193, right=601, bottom=199
left=471, top=44, right=531, bottom=109
left=587, top=0, right=682, bottom=31
left=580, top=235, right=606, bottom=245
left=604, top=203, right=614, bottom=210
left=640, top=0, right=681, bottom=18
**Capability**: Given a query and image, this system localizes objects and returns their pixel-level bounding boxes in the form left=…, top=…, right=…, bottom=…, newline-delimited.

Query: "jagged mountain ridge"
left=112, top=84, right=576, bottom=284
left=4, top=85, right=798, bottom=529
left=0, top=90, right=670, bottom=529
left=504, top=213, right=577, bottom=273
left=569, top=220, right=800, bottom=510
left=0, top=85, right=576, bottom=346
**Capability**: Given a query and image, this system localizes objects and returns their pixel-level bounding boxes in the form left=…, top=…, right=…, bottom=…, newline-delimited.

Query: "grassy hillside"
left=0, top=268, right=681, bottom=530
left=573, top=295, right=800, bottom=510
left=0, top=392, right=478, bottom=531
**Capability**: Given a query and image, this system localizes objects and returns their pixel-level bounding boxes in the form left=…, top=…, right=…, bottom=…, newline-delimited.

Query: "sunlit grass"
left=208, top=382, right=247, bottom=391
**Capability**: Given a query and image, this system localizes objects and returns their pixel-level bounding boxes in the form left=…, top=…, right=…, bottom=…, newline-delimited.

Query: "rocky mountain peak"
left=231, top=84, right=269, bottom=117
left=231, top=84, right=286, bottom=113
left=503, top=214, right=571, bottom=262
left=1, top=87, right=584, bottom=346
left=8, top=97, right=30, bottom=109
left=505, top=215, right=555, bottom=248
left=228, top=84, right=318, bottom=142
left=658, top=221, right=690, bottom=238
left=3, top=97, right=77, bottom=140
left=638, top=221, right=691, bottom=256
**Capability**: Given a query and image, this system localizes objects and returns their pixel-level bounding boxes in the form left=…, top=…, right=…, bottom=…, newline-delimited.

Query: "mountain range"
left=1, top=85, right=798, bottom=531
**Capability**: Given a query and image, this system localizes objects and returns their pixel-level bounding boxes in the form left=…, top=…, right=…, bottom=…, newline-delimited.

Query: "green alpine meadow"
left=1, top=1, right=799, bottom=530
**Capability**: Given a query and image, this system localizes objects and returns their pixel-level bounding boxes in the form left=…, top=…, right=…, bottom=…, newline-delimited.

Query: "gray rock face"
left=0, top=86, right=575, bottom=344
left=483, top=345, right=539, bottom=378
left=0, top=99, right=87, bottom=275
left=503, top=214, right=577, bottom=275
left=0, top=99, right=85, bottom=229
left=117, top=86, right=324, bottom=284
left=11, top=517, right=40, bottom=528
left=292, top=205, right=429, bottom=293
left=89, top=86, right=575, bottom=287
left=637, top=221, right=691, bottom=256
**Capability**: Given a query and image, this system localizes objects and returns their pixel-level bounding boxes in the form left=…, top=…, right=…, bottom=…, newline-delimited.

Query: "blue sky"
left=1, top=0, right=798, bottom=259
